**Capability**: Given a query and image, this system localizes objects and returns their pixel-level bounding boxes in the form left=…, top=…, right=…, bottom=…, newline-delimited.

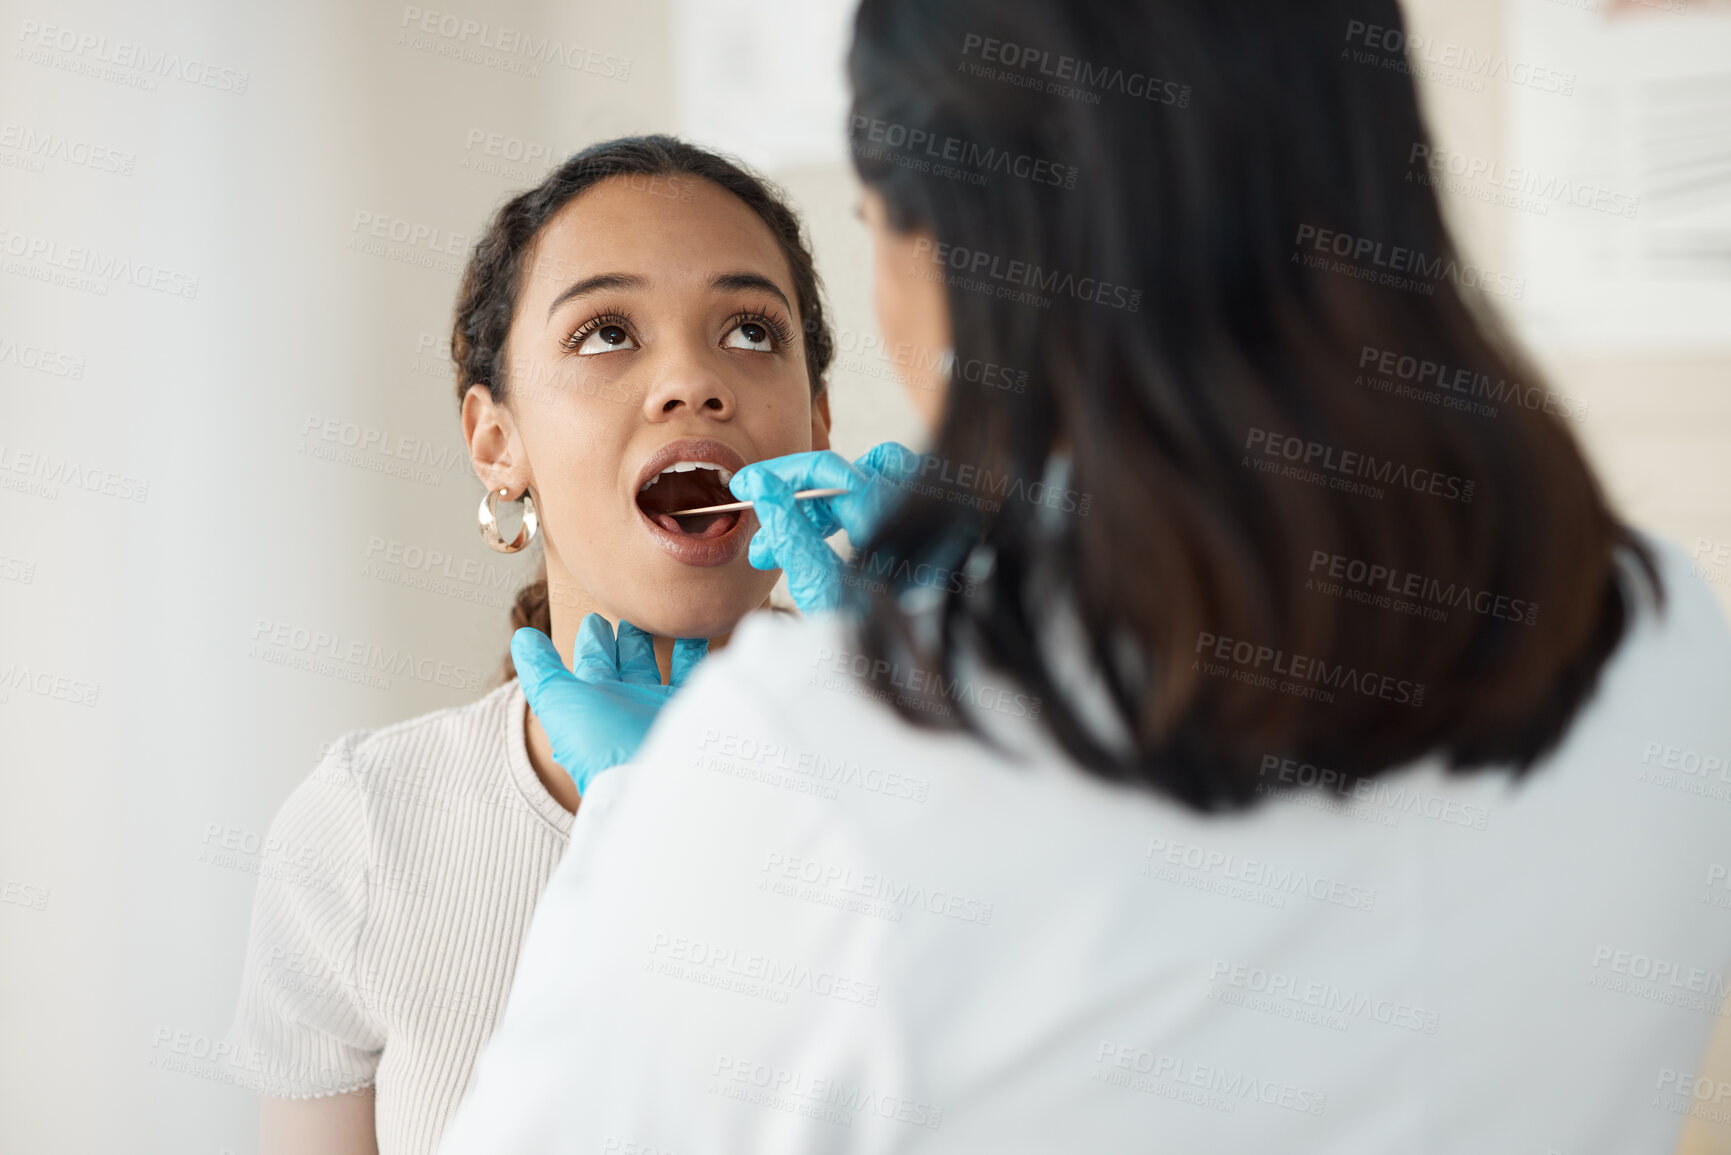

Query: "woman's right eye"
left=573, top=324, right=637, bottom=355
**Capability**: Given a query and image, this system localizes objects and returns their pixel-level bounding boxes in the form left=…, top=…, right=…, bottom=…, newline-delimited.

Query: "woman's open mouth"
left=636, top=463, right=740, bottom=539
left=631, top=437, right=753, bottom=568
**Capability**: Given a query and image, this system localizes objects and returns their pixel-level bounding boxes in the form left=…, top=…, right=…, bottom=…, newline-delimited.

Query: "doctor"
left=441, top=0, right=1731, bottom=1151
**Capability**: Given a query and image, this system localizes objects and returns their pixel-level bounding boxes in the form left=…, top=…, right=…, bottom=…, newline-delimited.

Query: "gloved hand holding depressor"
left=727, top=441, right=921, bottom=614
left=512, top=614, right=708, bottom=794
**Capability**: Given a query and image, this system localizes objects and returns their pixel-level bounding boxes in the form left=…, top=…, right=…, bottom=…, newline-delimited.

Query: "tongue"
left=639, top=469, right=740, bottom=538
left=652, top=510, right=738, bottom=537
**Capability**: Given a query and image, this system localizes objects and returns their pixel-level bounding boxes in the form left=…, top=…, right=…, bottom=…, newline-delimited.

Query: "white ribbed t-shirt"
left=226, top=678, right=572, bottom=1154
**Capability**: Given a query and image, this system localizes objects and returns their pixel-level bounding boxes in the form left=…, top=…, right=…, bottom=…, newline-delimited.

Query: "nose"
left=640, top=346, right=736, bottom=422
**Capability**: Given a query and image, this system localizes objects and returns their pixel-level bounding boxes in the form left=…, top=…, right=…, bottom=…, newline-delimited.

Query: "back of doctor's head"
left=844, top=0, right=1658, bottom=810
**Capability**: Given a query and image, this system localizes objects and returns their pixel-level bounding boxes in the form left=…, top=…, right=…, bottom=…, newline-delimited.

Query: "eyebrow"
left=545, top=272, right=647, bottom=320
left=711, top=271, right=793, bottom=315
left=542, top=269, right=795, bottom=322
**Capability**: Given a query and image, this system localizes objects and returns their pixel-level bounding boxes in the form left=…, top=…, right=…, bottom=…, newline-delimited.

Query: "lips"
left=631, top=437, right=753, bottom=568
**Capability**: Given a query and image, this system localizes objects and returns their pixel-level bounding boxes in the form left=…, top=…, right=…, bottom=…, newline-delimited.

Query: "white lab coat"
left=441, top=537, right=1731, bottom=1154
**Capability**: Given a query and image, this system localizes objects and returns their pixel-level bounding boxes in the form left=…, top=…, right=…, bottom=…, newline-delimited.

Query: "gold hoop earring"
left=478, top=487, right=538, bottom=553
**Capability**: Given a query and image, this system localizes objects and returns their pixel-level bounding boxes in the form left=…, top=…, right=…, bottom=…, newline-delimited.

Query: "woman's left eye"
left=723, top=321, right=775, bottom=353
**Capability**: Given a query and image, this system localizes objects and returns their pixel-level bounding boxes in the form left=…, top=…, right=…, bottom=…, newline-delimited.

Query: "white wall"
left=0, top=1, right=689, bottom=1150
left=1, top=1, right=1726, bottom=1152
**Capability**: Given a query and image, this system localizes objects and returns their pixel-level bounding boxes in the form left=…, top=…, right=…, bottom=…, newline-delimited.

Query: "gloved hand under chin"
left=512, top=613, right=708, bottom=794
left=728, top=441, right=921, bottom=615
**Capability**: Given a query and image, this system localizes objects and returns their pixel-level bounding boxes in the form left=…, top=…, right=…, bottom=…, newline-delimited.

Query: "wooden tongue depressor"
left=665, top=487, right=849, bottom=519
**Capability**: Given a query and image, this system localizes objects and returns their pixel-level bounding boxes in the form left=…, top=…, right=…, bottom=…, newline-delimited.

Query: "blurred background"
left=0, top=0, right=1727, bottom=1150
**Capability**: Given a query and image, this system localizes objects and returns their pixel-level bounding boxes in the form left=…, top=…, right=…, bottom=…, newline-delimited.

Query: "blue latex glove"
left=512, top=613, right=708, bottom=794
left=728, top=441, right=921, bottom=614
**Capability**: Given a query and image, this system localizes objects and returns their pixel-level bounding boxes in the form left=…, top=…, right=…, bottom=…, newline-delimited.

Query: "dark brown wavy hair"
left=450, top=135, right=834, bottom=682
left=842, top=0, right=1660, bottom=810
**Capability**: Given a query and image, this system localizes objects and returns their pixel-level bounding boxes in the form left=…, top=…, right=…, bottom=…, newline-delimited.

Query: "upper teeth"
left=640, top=460, right=735, bottom=492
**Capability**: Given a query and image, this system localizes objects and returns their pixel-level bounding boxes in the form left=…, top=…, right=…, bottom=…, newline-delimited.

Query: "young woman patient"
left=225, top=135, right=835, bottom=1155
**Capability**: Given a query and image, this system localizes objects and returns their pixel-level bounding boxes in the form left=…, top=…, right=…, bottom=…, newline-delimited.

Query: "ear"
left=462, top=383, right=532, bottom=493
left=810, top=388, right=833, bottom=452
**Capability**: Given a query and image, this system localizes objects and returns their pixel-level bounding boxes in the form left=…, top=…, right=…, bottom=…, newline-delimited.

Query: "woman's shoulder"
left=1578, top=532, right=1731, bottom=752
left=336, top=677, right=520, bottom=771
left=715, top=607, right=854, bottom=670
left=658, top=606, right=1030, bottom=786
left=710, top=605, right=1047, bottom=742
left=279, top=679, right=524, bottom=832
left=698, top=610, right=885, bottom=727
left=1616, top=532, right=1731, bottom=685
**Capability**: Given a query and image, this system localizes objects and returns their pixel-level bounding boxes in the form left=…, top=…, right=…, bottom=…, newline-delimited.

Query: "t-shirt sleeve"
left=225, top=731, right=387, bottom=1098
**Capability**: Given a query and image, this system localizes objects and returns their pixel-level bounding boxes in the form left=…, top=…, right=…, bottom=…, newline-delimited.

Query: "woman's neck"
left=519, top=563, right=766, bottom=813
left=521, top=632, right=741, bottom=815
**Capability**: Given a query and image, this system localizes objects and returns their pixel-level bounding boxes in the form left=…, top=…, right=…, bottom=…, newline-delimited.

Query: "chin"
left=621, top=569, right=778, bottom=641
